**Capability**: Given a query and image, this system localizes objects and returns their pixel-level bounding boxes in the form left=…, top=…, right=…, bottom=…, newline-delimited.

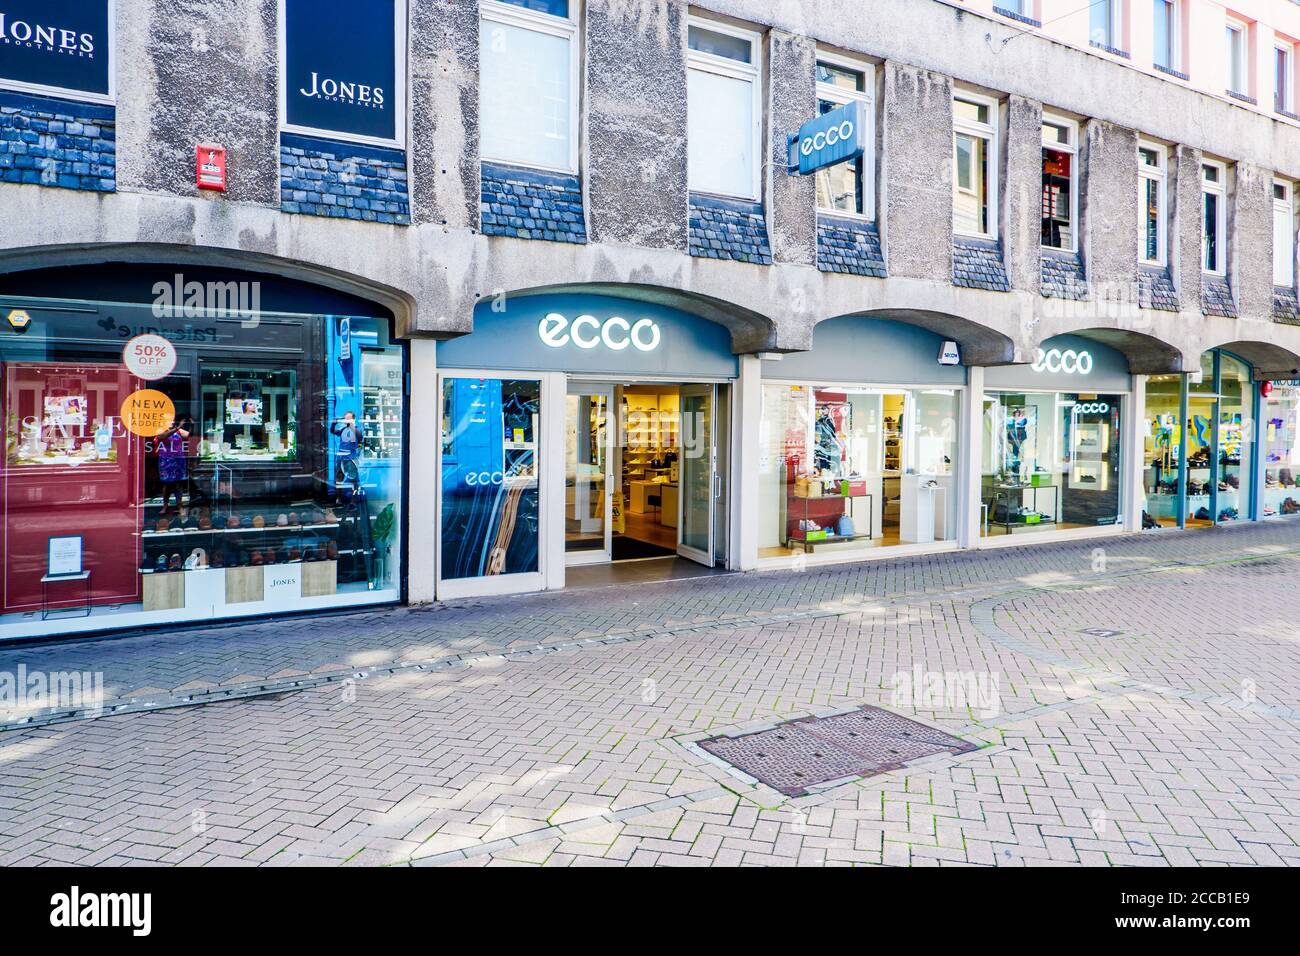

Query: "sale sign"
left=123, top=334, right=177, bottom=381
left=120, top=389, right=175, bottom=438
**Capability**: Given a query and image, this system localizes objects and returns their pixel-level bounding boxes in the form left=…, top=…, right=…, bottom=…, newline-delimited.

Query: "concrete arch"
left=0, top=242, right=416, bottom=332
left=818, top=308, right=1017, bottom=367
left=486, top=282, right=778, bottom=354
left=1200, top=339, right=1300, bottom=378
left=1033, top=326, right=1189, bottom=375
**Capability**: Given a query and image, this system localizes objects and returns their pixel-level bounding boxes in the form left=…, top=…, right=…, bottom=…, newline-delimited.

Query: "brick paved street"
left=2, top=521, right=1299, bottom=866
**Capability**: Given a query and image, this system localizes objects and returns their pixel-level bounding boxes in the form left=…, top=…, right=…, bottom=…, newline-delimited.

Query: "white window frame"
left=1153, top=0, right=1180, bottom=72
left=0, top=0, right=116, bottom=105
left=1090, top=0, right=1123, bottom=50
left=1274, top=178, right=1296, bottom=287
left=478, top=0, right=581, bottom=174
left=1138, top=140, right=1168, bottom=267
left=814, top=51, right=876, bottom=221
left=686, top=16, right=763, bottom=202
left=952, top=90, right=1000, bottom=241
left=1040, top=113, right=1079, bottom=253
left=1276, top=40, right=1295, bottom=113
left=278, top=0, right=408, bottom=149
left=1202, top=159, right=1228, bottom=276
left=1225, top=17, right=1249, bottom=95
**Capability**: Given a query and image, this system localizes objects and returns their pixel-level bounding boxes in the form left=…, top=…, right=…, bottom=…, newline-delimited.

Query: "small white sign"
left=938, top=341, right=961, bottom=366
left=47, top=536, right=83, bottom=577
left=264, top=564, right=302, bottom=605
left=124, top=334, right=177, bottom=381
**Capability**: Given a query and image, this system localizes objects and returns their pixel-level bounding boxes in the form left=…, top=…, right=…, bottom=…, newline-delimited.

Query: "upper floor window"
left=1274, top=180, right=1296, bottom=287
left=1153, top=0, right=1180, bottom=72
left=814, top=55, right=875, bottom=219
left=1277, top=40, right=1295, bottom=113
left=687, top=19, right=762, bottom=200
left=1089, top=0, right=1122, bottom=51
left=1138, top=142, right=1167, bottom=266
left=1041, top=115, right=1078, bottom=251
left=1202, top=161, right=1228, bottom=275
left=479, top=0, right=578, bottom=173
left=281, top=0, right=406, bottom=147
left=953, top=93, right=999, bottom=239
left=1225, top=19, right=1249, bottom=95
left=0, top=0, right=114, bottom=104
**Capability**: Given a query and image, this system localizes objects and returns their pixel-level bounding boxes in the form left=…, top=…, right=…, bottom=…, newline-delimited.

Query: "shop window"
left=0, top=297, right=406, bottom=637
left=1089, top=0, right=1123, bottom=51
left=1276, top=41, right=1295, bottom=113
left=758, top=384, right=959, bottom=558
left=439, top=378, right=541, bottom=580
left=479, top=0, right=578, bottom=172
left=1216, top=354, right=1253, bottom=523
left=1262, top=382, right=1300, bottom=518
left=1202, top=160, right=1228, bottom=275
left=981, top=391, right=1123, bottom=535
left=1225, top=19, right=1249, bottom=96
left=1153, top=1, right=1180, bottom=72
left=815, top=56, right=875, bottom=219
left=687, top=19, right=762, bottom=200
left=953, top=93, right=999, bottom=239
left=1274, top=179, right=1296, bottom=287
left=1041, top=115, right=1078, bottom=251
left=1138, top=141, right=1168, bottom=266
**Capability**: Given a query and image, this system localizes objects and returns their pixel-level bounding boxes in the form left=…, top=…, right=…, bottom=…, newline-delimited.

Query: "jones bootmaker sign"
left=281, top=0, right=403, bottom=145
left=0, top=1, right=112, bottom=101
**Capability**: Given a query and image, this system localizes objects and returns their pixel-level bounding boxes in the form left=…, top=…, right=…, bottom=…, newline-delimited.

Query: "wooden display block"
left=224, top=565, right=264, bottom=605
left=142, top=571, right=184, bottom=612
left=301, top=560, right=337, bottom=598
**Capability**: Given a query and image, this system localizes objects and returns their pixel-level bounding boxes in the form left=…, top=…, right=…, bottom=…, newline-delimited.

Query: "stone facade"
left=280, top=135, right=410, bottom=225
left=816, top=217, right=887, bottom=278
left=688, top=196, right=772, bottom=265
left=480, top=163, right=587, bottom=244
left=0, top=92, right=115, bottom=193
left=953, top=238, right=1011, bottom=292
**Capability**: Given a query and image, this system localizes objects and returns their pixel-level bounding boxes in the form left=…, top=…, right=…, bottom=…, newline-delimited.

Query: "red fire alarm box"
left=197, top=144, right=227, bottom=191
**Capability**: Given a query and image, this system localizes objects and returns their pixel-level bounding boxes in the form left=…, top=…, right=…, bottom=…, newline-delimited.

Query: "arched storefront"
left=0, top=263, right=408, bottom=639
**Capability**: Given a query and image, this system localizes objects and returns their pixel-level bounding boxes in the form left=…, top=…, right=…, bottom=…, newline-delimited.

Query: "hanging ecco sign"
left=538, top=312, right=661, bottom=353
left=787, top=101, right=865, bottom=176
left=1073, top=402, right=1111, bottom=415
left=1031, top=347, right=1094, bottom=375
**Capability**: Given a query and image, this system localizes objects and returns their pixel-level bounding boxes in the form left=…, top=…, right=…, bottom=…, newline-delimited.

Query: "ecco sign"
left=539, top=313, right=662, bottom=353
left=1073, top=402, right=1110, bottom=415
left=788, top=101, right=864, bottom=176
left=1032, top=347, right=1093, bottom=375
left=464, top=470, right=504, bottom=487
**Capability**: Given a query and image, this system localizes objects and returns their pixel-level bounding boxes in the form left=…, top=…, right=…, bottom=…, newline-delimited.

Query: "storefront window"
left=1141, top=374, right=1182, bottom=528
left=981, top=391, right=1123, bottom=534
left=440, top=378, right=541, bottom=579
left=758, top=384, right=958, bottom=557
left=0, top=295, right=405, bottom=638
left=1262, top=381, right=1300, bottom=517
left=1217, top=353, right=1253, bottom=523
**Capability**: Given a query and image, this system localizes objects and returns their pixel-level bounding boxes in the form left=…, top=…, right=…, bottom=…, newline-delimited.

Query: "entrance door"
left=565, top=383, right=614, bottom=564
left=678, top=384, right=717, bottom=566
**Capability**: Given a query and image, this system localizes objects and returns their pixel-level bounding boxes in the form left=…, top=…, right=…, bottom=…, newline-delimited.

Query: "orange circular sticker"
left=120, top=389, right=175, bottom=438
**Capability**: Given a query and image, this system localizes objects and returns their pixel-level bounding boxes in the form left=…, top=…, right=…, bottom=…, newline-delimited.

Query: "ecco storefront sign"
left=1031, top=347, right=1094, bottom=375
left=788, top=101, right=864, bottom=176
left=539, top=312, right=662, bottom=353
left=281, top=0, right=404, bottom=146
left=0, top=1, right=112, bottom=101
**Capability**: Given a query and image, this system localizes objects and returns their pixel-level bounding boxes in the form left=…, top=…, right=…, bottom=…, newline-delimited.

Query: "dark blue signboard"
left=283, top=0, right=401, bottom=144
left=0, top=0, right=112, bottom=100
left=787, top=101, right=864, bottom=176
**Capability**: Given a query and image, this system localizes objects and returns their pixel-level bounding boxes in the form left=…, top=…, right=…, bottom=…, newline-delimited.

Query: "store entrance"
left=565, top=380, right=726, bottom=567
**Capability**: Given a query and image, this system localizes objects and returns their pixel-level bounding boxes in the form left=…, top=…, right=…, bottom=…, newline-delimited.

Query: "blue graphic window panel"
left=0, top=0, right=111, bottom=97
left=284, top=0, right=398, bottom=142
left=440, top=378, right=541, bottom=580
left=497, top=0, right=569, bottom=18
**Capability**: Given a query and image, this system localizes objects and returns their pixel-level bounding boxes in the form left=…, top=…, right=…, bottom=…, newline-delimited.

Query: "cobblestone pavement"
left=1, top=522, right=1299, bottom=866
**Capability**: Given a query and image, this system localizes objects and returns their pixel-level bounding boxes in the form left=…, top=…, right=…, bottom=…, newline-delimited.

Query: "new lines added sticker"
left=120, top=389, right=175, bottom=437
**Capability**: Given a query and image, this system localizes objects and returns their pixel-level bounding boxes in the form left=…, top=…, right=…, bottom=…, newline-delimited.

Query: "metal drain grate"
left=699, top=705, right=977, bottom=796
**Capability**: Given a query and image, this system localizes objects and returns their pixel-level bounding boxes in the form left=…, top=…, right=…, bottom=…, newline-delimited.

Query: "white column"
left=407, top=338, right=438, bottom=603
left=542, top=372, right=567, bottom=591
left=1123, top=374, right=1147, bottom=532
left=957, top=365, right=985, bottom=548
left=733, top=354, right=763, bottom=571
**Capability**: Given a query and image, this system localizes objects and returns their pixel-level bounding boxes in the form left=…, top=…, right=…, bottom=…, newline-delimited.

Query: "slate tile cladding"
left=1201, top=276, right=1237, bottom=318
left=688, top=194, right=772, bottom=265
left=952, top=236, right=1010, bottom=292
left=1138, top=267, right=1180, bottom=312
left=817, top=215, right=886, bottom=277
left=480, top=161, right=587, bottom=244
left=1040, top=252, right=1089, bottom=301
left=280, top=132, right=410, bottom=225
left=0, top=91, right=115, bottom=193
left=1274, top=285, right=1299, bottom=323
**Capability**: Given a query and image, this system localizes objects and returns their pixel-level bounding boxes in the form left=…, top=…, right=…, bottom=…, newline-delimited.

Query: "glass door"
left=565, top=383, right=613, bottom=564
left=678, top=384, right=716, bottom=565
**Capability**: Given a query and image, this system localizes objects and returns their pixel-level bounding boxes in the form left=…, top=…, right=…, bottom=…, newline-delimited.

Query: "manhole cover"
left=699, top=705, right=976, bottom=796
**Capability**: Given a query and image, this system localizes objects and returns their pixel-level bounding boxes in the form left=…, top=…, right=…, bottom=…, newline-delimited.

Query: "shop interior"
left=758, top=385, right=958, bottom=558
